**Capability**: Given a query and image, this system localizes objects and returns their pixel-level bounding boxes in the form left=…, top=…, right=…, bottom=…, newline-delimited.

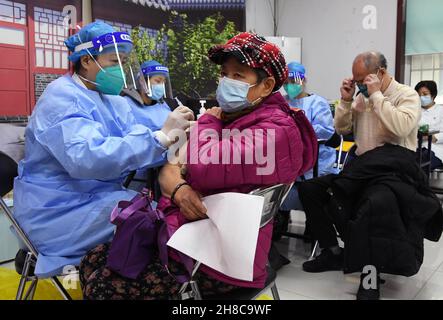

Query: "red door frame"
left=0, top=19, right=30, bottom=116
left=0, top=0, right=80, bottom=115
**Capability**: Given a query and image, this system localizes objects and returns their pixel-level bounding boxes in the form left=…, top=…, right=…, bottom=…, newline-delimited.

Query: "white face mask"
left=421, top=95, right=433, bottom=107
left=216, top=77, right=262, bottom=113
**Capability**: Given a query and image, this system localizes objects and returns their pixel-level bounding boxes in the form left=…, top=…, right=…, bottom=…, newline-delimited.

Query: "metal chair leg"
left=23, top=278, right=38, bottom=300
left=190, top=281, right=202, bottom=300
left=16, top=275, right=27, bottom=300
left=29, top=278, right=38, bottom=300
left=16, top=251, right=33, bottom=300
left=309, top=241, right=319, bottom=260
left=270, top=282, right=280, bottom=300
left=51, top=277, right=72, bottom=300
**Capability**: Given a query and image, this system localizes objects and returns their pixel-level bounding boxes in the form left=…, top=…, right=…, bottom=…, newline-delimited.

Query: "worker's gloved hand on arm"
left=155, top=106, right=195, bottom=147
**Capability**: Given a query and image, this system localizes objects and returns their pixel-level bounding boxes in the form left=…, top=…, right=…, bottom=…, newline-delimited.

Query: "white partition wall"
left=246, top=0, right=398, bottom=101
left=265, top=36, right=302, bottom=64
left=245, top=0, right=275, bottom=36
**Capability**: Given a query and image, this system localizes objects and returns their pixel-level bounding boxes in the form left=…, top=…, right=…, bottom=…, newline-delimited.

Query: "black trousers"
left=298, top=174, right=341, bottom=249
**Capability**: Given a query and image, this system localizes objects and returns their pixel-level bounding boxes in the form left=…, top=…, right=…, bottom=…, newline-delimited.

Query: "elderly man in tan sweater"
left=336, top=52, right=421, bottom=155
left=298, top=52, right=421, bottom=300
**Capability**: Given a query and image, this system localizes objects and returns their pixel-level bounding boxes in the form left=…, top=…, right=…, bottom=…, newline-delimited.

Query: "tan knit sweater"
left=335, top=79, right=421, bottom=156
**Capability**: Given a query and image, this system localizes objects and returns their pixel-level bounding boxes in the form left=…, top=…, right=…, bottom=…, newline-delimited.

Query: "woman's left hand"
left=174, top=185, right=207, bottom=221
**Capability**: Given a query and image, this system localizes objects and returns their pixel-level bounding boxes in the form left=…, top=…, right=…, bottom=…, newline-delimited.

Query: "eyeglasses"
left=350, top=80, right=365, bottom=86
left=351, top=69, right=383, bottom=86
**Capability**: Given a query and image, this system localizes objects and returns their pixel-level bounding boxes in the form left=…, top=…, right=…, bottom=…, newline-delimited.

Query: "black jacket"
left=329, top=144, right=443, bottom=276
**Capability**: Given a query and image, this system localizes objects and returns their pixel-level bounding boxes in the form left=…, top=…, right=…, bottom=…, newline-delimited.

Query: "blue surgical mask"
left=216, top=77, right=261, bottom=113
left=421, top=95, right=433, bottom=107
left=149, top=83, right=165, bottom=101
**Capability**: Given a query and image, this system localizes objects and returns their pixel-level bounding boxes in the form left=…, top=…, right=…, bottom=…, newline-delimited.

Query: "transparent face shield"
left=141, top=65, right=173, bottom=101
left=287, top=71, right=305, bottom=85
left=74, top=31, right=146, bottom=95
left=121, top=51, right=146, bottom=92
left=283, top=71, right=305, bottom=100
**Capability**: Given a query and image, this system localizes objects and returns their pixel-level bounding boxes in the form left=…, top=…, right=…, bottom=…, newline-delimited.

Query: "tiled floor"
left=1, top=210, right=442, bottom=300
left=263, top=210, right=443, bottom=300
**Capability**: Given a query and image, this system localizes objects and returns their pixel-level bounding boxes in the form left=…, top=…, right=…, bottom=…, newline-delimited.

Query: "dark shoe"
left=356, top=273, right=382, bottom=300
left=302, top=248, right=343, bottom=273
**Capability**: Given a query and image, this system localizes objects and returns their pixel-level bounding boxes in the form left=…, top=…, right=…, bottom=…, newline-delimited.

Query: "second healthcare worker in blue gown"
left=122, top=60, right=172, bottom=131
left=276, top=61, right=338, bottom=238
left=283, top=62, right=338, bottom=178
left=13, top=21, right=194, bottom=277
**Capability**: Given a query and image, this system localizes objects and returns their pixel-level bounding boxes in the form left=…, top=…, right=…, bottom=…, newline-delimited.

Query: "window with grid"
left=96, top=19, right=133, bottom=34
left=0, top=0, right=26, bottom=25
left=96, top=19, right=161, bottom=40
left=0, top=1, right=26, bottom=47
left=34, top=6, right=69, bottom=70
left=410, top=53, right=443, bottom=104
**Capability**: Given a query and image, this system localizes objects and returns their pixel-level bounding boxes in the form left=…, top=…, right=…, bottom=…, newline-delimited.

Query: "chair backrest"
left=309, top=133, right=346, bottom=179
left=334, top=136, right=357, bottom=171
left=325, top=132, right=342, bottom=149
left=250, top=184, right=293, bottom=227
left=180, top=184, right=292, bottom=300
left=335, top=135, right=345, bottom=169
left=0, top=123, right=26, bottom=164
left=0, top=151, right=18, bottom=197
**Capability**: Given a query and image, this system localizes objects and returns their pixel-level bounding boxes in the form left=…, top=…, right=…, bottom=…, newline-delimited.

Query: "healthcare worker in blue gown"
left=13, top=21, right=194, bottom=277
left=121, top=61, right=173, bottom=192
left=122, top=60, right=172, bottom=131
left=275, top=61, right=338, bottom=239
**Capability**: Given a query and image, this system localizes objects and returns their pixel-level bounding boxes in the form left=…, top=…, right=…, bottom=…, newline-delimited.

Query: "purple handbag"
left=106, top=189, right=193, bottom=281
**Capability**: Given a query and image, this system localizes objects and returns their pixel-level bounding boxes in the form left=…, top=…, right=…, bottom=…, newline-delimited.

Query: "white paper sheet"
left=167, top=192, right=264, bottom=281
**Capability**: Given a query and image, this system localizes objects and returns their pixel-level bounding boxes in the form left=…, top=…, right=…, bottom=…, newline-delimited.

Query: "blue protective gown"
left=124, top=96, right=171, bottom=132
left=13, top=74, right=168, bottom=277
left=288, top=93, right=338, bottom=177
left=281, top=93, right=338, bottom=211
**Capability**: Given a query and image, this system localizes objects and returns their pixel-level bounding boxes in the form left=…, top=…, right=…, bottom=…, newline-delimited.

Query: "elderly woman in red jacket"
left=80, top=32, right=316, bottom=300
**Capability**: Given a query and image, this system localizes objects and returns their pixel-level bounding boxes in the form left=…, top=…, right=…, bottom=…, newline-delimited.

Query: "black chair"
left=308, top=132, right=437, bottom=260
left=279, top=134, right=355, bottom=260
left=417, top=130, right=440, bottom=179
left=0, top=151, right=72, bottom=300
left=278, top=133, right=344, bottom=242
left=123, top=167, right=163, bottom=201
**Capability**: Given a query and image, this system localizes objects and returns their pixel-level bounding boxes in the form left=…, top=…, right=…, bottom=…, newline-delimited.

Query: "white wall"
left=246, top=0, right=398, bottom=101
left=245, top=0, right=275, bottom=36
